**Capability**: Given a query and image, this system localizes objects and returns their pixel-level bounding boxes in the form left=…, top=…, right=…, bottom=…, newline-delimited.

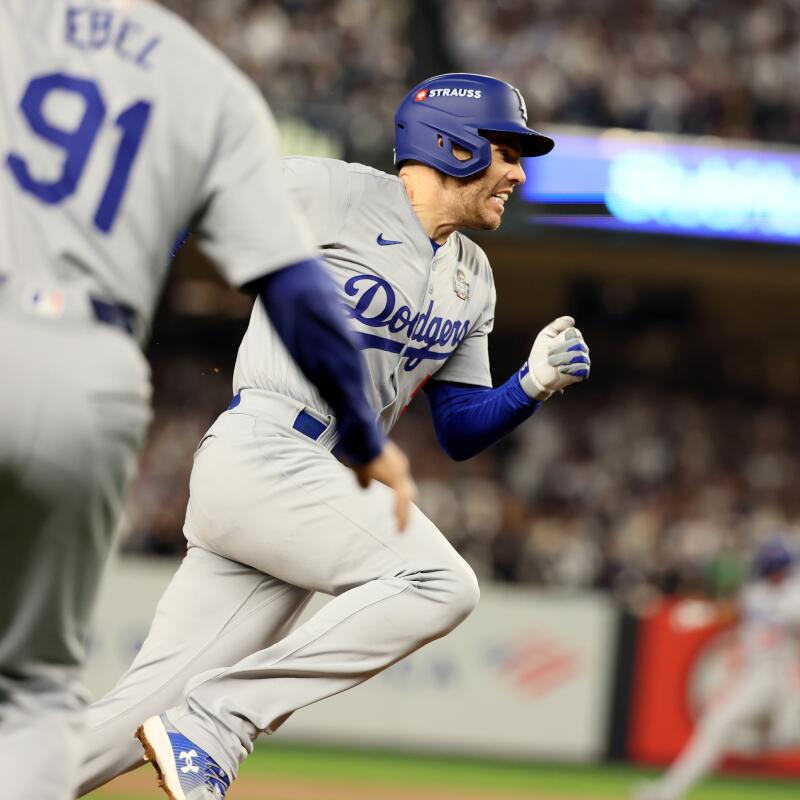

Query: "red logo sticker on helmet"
left=414, top=89, right=428, bottom=103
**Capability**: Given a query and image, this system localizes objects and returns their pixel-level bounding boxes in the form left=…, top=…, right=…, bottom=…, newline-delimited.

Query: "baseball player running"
left=635, top=538, right=800, bottom=800
left=0, top=2, right=411, bottom=799
left=76, top=73, right=591, bottom=800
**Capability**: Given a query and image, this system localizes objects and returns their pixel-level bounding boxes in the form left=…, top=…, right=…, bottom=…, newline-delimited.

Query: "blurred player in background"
left=0, top=2, right=413, bottom=798
left=74, top=72, right=591, bottom=800
left=635, top=537, right=800, bottom=800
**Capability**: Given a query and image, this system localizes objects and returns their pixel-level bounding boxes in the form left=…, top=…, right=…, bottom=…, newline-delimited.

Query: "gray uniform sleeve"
left=194, top=79, right=315, bottom=287
left=282, top=158, right=350, bottom=247
left=434, top=275, right=496, bottom=387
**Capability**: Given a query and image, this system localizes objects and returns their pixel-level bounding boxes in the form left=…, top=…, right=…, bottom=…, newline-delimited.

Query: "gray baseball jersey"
left=740, top=574, right=800, bottom=665
left=1, top=0, right=314, bottom=342
left=0, top=2, right=314, bottom=797
left=233, top=157, right=498, bottom=432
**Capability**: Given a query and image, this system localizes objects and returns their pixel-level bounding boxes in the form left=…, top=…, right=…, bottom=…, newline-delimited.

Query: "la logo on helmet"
left=414, top=89, right=428, bottom=102
left=512, top=86, right=528, bottom=122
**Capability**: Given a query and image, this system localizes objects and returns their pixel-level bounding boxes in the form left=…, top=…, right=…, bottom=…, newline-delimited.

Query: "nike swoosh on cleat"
left=376, top=233, right=403, bottom=246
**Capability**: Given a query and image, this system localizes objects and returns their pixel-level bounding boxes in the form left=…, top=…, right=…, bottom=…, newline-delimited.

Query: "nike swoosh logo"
left=376, top=233, right=403, bottom=246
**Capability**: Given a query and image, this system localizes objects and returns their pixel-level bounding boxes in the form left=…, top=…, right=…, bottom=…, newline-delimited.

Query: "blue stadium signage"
left=522, top=128, right=800, bottom=244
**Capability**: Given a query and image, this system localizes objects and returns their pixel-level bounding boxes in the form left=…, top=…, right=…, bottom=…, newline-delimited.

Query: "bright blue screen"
left=522, top=131, right=800, bottom=245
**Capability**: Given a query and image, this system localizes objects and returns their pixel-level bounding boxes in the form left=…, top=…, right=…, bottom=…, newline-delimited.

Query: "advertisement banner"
left=629, top=599, right=800, bottom=776
left=269, top=585, right=617, bottom=760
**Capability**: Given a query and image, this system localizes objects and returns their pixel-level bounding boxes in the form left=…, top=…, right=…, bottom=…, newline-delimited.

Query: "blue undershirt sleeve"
left=251, top=259, right=384, bottom=465
left=425, top=372, right=541, bottom=461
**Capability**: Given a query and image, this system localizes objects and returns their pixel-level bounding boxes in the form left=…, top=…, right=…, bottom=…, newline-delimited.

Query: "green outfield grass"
left=88, top=742, right=800, bottom=799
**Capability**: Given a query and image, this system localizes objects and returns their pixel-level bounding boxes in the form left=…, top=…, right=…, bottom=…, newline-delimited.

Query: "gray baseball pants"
left=0, top=301, right=151, bottom=800
left=77, top=389, right=479, bottom=793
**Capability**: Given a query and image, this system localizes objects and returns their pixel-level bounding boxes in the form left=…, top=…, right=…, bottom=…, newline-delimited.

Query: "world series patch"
left=453, top=268, right=470, bottom=301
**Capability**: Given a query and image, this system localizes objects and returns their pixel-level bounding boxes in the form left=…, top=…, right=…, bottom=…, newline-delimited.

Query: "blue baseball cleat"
left=136, top=714, right=230, bottom=800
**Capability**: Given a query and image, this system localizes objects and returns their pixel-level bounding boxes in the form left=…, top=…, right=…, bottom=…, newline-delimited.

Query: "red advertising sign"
left=629, top=598, right=800, bottom=776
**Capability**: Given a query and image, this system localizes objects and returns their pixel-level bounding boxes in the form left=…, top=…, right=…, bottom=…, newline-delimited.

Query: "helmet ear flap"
left=395, top=93, right=493, bottom=177
left=440, top=128, right=490, bottom=175
left=439, top=134, right=475, bottom=165
left=435, top=133, right=474, bottom=168
left=396, top=122, right=484, bottom=177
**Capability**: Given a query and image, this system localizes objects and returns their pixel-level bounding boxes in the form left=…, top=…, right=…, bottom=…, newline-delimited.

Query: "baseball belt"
left=0, top=272, right=138, bottom=337
left=227, top=389, right=339, bottom=450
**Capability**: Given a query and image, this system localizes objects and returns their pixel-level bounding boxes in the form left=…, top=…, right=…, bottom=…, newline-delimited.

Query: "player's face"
left=448, top=133, right=526, bottom=231
left=767, top=568, right=789, bottom=584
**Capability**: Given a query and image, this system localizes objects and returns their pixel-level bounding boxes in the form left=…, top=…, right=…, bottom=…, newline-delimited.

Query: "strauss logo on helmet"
left=414, top=87, right=484, bottom=102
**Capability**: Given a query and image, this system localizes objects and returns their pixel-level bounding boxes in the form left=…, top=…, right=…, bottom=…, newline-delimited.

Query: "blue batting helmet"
left=394, top=73, right=554, bottom=178
left=753, top=537, right=794, bottom=578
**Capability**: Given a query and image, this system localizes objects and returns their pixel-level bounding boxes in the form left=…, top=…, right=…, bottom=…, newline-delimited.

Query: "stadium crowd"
left=120, top=344, right=800, bottom=609
left=161, top=0, right=412, bottom=165
left=444, top=0, right=800, bottom=145
left=160, top=0, right=800, bottom=169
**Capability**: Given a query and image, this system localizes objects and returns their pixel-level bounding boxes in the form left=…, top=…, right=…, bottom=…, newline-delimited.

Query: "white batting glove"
left=519, top=315, right=591, bottom=399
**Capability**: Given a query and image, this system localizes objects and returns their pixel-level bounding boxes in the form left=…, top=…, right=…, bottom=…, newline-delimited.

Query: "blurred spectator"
left=443, top=0, right=800, bottom=144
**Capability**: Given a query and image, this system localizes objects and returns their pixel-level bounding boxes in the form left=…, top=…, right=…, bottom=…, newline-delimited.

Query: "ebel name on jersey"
left=344, top=274, right=471, bottom=371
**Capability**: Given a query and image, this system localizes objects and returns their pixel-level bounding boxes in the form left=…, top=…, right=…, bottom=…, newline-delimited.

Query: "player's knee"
left=451, top=562, right=480, bottom=623
left=431, top=561, right=480, bottom=635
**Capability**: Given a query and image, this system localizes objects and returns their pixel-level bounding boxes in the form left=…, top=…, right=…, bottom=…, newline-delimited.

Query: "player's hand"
left=352, top=440, right=417, bottom=532
left=521, top=315, right=590, bottom=399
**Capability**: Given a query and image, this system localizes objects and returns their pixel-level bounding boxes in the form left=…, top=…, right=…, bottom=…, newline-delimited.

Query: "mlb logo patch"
left=414, top=89, right=428, bottom=102
left=23, top=287, right=66, bottom=319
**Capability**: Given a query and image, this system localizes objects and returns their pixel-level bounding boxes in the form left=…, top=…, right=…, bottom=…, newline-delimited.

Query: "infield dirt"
left=91, top=766, right=620, bottom=800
